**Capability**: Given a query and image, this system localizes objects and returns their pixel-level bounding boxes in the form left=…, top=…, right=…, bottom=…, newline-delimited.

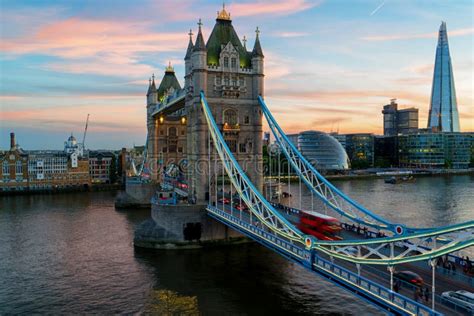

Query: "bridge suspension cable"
left=201, top=92, right=305, bottom=243
left=130, top=131, right=149, bottom=177
left=201, top=92, right=474, bottom=266
left=312, top=220, right=474, bottom=265
left=258, top=95, right=432, bottom=236
left=200, top=91, right=473, bottom=315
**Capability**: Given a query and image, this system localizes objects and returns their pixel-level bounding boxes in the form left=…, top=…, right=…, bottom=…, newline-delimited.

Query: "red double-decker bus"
left=297, top=210, right=342, bottom=240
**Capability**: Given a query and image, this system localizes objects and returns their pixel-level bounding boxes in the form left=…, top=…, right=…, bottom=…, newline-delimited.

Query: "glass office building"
left=296, top=131, right=350, bottom=171
left=382, top=99, right=418, bottom=136
left=345, top=134, right=375, bottom=168
left=427, top=22, right=460, bottom=132
left=398, top=132, right=470, bottom=169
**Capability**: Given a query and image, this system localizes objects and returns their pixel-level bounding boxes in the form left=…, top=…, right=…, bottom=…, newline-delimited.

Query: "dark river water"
left=1, top=175, right=473, bottom=315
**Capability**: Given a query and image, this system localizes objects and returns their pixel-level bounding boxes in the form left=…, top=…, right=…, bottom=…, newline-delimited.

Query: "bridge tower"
left=186, top=6, right=264, bottom=203
left=146, top=65, right=183, bottom=181
left=134, top=6, right=264, bottom=248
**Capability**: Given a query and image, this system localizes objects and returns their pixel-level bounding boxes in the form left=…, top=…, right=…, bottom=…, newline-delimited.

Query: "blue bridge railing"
left=207, top=205, right=441, bottom=316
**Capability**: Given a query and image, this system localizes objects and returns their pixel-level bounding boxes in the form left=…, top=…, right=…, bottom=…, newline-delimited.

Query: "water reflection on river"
left=0, top=175, right=472, bottom=314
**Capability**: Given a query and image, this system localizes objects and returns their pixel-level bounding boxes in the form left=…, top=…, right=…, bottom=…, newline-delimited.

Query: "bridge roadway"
left=213, top=200, right=473, bottom=315
left=272, top=205, right=474, bottom=315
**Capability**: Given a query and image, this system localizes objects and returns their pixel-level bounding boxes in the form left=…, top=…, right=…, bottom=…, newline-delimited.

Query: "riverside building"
left=0, top=133, right=90, bottom=193
left=0, top=133, right=28, bottom=192
left=382, top=99, right=418, bottom=136
left=287, top=131, right=350, bottom=172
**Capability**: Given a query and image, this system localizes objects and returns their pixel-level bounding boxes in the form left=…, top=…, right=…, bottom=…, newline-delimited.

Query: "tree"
left=444, top=158, right=453, bottom=169
left=145, top=289, right=199, bottom=315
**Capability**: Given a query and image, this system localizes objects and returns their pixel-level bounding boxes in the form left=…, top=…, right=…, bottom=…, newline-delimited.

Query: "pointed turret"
left=252, top=27, right=264, bottom=58
left=193, top=19, right=206, bottom=52
left=251, top=27, right=264, bottom=96
left=146, top=77, right=151, bottom=95
left=147, top=75, right=157, bottom=95
left=185, top=29, right=194, bottom=60
left=147, top=74, right=158, bottom=105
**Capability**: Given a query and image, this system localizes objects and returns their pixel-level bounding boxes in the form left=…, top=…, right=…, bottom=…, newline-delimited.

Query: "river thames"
left=1, top=175, right=473, bottom=314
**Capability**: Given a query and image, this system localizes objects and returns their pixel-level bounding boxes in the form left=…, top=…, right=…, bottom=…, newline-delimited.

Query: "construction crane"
left=82, top=114, right=90, bottom=149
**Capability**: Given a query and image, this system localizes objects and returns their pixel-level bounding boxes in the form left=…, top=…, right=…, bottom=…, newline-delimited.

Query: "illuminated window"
left=223, top=109, right=238, bottom=125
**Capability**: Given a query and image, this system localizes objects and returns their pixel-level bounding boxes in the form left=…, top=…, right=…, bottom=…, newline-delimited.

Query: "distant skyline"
left=1, top=0, right=473, bottom=150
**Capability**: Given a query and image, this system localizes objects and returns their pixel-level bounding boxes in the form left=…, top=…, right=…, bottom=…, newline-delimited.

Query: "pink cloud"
left=43, top=60, right=154, bottom=78
left=273, top=31, right=310, bottom=38
left=1, top=18, right=186, bottom=58
left=2, top=103, right=144, bottom=133
left=265, top=88, right=473, bottom=133
left=229, top=0, right=321, bottom=17
left=0, top=95, right=25, bottom=101
left=1, top=17, right=188, bottom=78
left=361, top=27, right=474, bottom=41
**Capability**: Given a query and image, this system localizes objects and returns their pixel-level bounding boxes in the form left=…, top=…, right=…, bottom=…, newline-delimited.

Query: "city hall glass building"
left=295, top=131, right=350, bottom=172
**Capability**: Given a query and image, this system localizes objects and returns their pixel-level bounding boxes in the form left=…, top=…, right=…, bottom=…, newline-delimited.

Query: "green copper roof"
left=157, top=69, right=181, bottom=100
left=206, top=19, right=251, bottom=68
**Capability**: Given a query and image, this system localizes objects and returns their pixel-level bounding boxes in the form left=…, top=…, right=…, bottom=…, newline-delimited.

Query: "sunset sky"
left=1, top=0, right=473, bottom=150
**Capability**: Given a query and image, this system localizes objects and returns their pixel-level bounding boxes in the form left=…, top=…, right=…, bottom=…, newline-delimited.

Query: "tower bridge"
left=133, top=7, right=474, bottom=315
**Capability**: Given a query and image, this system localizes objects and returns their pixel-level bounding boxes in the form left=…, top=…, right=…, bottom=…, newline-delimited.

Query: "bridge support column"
left=388, top=265, right=394, bottom=293
left=430, top=258, right=437, bottom=311
left=356, top=246, right=362, bottom=277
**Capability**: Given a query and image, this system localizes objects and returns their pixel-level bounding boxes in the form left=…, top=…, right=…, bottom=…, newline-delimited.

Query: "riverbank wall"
left=134, top=203, right=245, bottom=249
left=0, top=183, right=122, bottom=196
left=269, top=168, right=474, bottom=182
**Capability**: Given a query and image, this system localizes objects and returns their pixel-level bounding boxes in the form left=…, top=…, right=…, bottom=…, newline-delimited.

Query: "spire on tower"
left=147, top=74, right=157, bottom=96
left=165, top=61, right=174, bottom=73
left=242, top=35, right=247, bottom=50
left=193, top=18, right=206, bottom=51
left=185, top=29, right=194, bottom=60
left=217, top=3, right=231, bottom=21
left=252, top=27, right=264, bottom=58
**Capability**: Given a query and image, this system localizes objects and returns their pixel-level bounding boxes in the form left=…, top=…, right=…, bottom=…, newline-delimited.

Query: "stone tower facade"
left=146, top=65, right=184, bottom=181
left=146, top=76, right=158, bottom=180
left=185, top=9, right=264, bottom=203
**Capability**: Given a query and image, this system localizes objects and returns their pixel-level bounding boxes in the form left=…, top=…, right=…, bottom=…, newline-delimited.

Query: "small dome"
left=297, top=131, right=350, bottom=171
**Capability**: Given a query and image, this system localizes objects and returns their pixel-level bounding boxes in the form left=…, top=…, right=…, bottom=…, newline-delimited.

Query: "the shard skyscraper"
left=427, top=22, right=460, bottom=132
